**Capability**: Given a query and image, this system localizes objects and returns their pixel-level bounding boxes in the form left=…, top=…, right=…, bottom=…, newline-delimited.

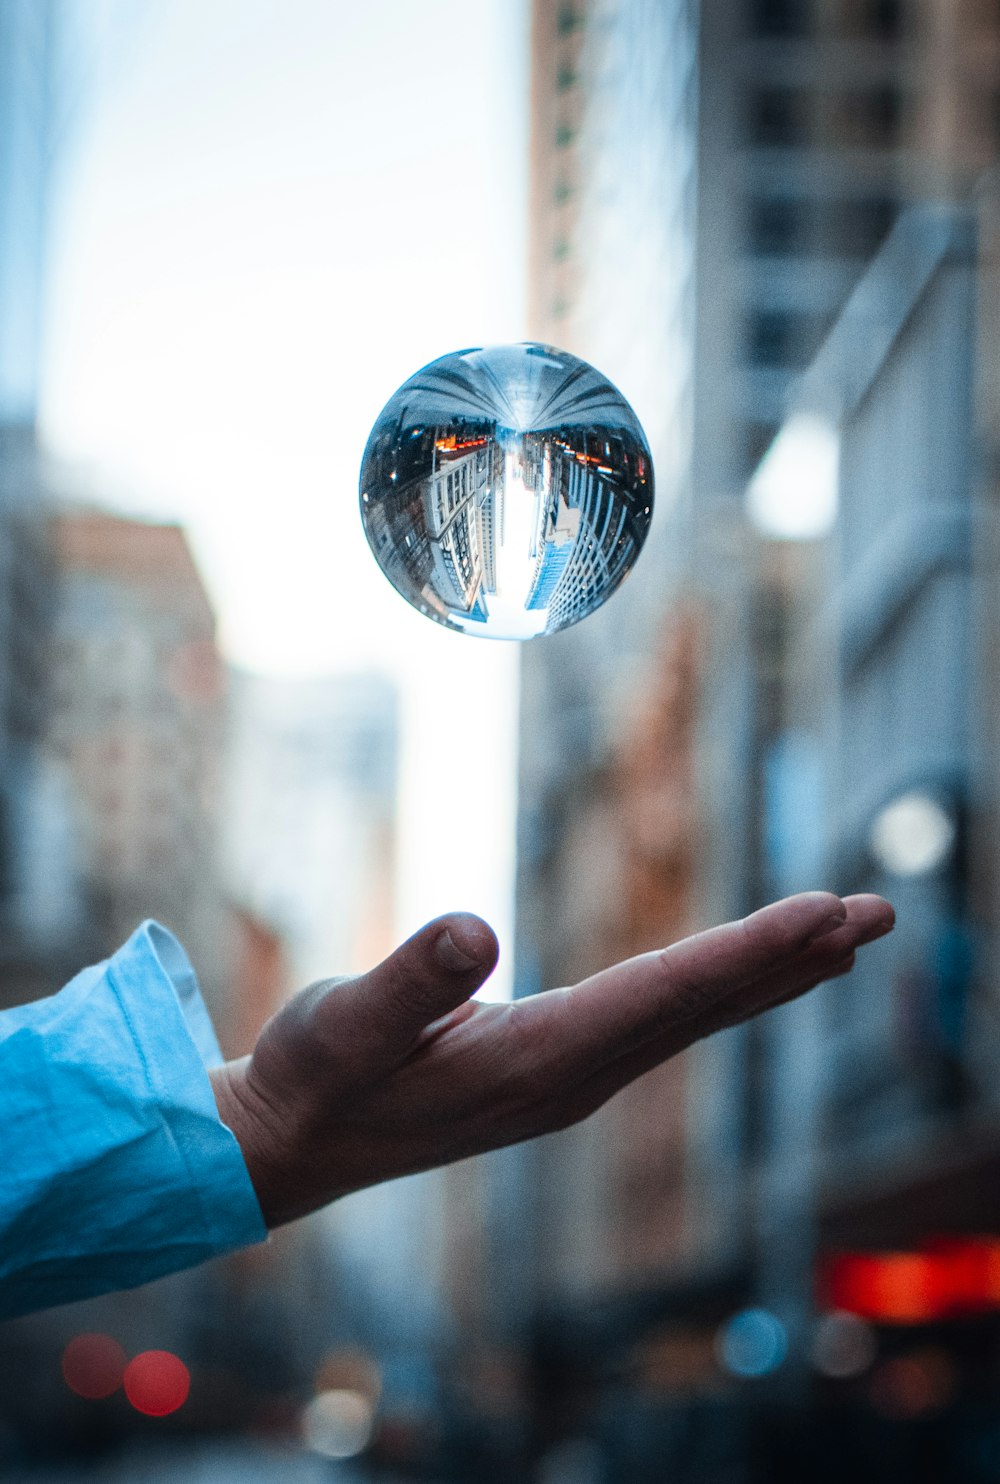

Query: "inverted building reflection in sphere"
left=360, top=343, right=654, bottom=639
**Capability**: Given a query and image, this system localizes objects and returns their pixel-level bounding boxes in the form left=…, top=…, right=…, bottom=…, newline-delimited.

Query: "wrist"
left=208, top=1058, right=296, bottom=1229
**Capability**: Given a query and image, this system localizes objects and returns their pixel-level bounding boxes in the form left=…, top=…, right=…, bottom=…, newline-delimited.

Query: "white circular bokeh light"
left=870, top=791, right=955, bottom=877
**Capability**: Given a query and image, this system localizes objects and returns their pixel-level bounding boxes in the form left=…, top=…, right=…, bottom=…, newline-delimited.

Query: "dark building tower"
left=694, top=0, right=1000, bottom=507
left=507, top=0, right=1000, bottom=1434
left=0, top=1, right=78, bottom=991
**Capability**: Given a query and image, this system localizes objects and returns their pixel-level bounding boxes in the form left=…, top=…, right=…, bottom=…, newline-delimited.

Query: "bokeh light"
left=811, top=1311, right=878, bottom=1378
left=868, top=1349, right=957, bottom=1420
left=715, top=1308, right=788, bottom=1379
left=302, top=1387, right=376, bottom=1459
left=745, top=412, right=839, bottom=539
left=60, top=1333, right=127, bottom=1400
left=314, top=1346, right=382, bottom=1407
left=122, top=1350, right=191, bottom=1417
left=870, top=791, right=955, bottom=877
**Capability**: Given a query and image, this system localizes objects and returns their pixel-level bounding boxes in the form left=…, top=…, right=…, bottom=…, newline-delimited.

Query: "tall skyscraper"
left=47, top=509, right=229, bottom=995
left=223, top=668, right=398, bottom=992
left=694, top=0, right=1000, bottom=507
left=509, top=0, right=704, bottom=1318
left=0, top=0, right=81, bottom=993
left=509, top=0, right=1000, bottom=1400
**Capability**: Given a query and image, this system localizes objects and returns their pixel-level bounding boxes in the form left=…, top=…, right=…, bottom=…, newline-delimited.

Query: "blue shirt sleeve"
left=0, top=921, right=268, bottom=1321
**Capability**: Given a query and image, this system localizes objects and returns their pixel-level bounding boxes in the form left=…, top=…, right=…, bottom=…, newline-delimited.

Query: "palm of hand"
left=211, top=890, right=893, bottom=1228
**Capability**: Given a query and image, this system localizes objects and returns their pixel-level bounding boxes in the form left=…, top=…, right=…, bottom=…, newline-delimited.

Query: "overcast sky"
left=41, top=0, right=529, bottom=990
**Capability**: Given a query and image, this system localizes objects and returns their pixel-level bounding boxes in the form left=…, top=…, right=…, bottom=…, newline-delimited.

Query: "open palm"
left=210, top=890, right=894, bottom=1227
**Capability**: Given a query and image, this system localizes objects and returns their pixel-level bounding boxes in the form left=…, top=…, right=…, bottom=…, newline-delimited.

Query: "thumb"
left=311, top=912, right=499, bottom=1074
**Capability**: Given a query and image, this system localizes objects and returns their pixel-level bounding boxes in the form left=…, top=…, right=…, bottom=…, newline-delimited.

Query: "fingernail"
left=806, top=908, right=847, bottom=945
left=435, top=929, right=482, bottom=972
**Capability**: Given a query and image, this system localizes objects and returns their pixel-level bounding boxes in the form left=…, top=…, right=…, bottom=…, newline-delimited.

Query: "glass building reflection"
left=360, top=343, right=653, bottom=640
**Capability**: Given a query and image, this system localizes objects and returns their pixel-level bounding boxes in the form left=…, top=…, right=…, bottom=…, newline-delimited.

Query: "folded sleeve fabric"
left=0, top=921, right=267, bottom=1321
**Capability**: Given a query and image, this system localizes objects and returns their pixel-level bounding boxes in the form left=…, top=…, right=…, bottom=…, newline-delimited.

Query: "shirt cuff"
left=109, top=920, right=269, bottom=1254
left=0, top=921, right=267, bottom=1319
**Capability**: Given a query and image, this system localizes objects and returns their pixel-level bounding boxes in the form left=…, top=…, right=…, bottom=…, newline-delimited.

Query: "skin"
left=209, top=890, right=895, bottom=1229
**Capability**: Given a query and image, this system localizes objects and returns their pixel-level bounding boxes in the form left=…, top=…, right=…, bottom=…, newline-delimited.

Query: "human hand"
left=209, top=890, right=894, bottom=1228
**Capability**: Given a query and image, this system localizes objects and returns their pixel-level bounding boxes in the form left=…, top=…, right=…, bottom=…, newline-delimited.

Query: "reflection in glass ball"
left=359, top=343, right=654, bottom=640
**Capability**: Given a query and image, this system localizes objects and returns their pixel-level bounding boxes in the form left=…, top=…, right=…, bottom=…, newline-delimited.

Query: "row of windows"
left=744, top=307, right=837, bottom=369
left=557, top=4, right=581, bottom=37
left=748, top=83, right=903, bottom=150
left=749, top=0, right=904, bottom=41
left=749, top=192, right=898, bottom=257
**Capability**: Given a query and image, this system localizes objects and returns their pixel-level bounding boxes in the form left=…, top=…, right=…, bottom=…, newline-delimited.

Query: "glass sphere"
left=359, top=343, right=654, bottom=639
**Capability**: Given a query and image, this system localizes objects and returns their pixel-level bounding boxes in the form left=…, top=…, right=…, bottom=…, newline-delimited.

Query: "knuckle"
left=290, top=977, right=355, bottom=1060
left=654, top=947, right=717, bottom=1022
left=501, top=1003, right=551, bottom=1105
left=380, top=958, right=441, bottom=1022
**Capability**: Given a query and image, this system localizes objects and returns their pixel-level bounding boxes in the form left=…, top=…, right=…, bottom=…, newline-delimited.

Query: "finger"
left=522, top=891, right=894, bottom=1086
left=800, top=893, right=894, bottom=958
left=548, top=899, right=894, bottom=1131
left=311, top=912, right=499, bottom=1074
left=537, top=892, right=848, bottom=1065
left=696, top=893, right=893, bottom=1027
left=561, top=950, right=862, bottom=1126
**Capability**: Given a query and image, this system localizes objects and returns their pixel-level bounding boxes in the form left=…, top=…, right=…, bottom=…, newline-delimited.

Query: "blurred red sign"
left=819, top=1238, right=1000, bottom=1323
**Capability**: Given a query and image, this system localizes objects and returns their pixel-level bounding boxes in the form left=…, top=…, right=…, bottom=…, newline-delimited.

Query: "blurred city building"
left=6, top=0, right=1000, bottom=1475
left=0, top=0, right=80, bottom=998
left=1, top=519, right=414, bottom=1465
left=0, top=3, right=419, bottom=1462
left=509, top=0, right=705, bottom=1330
left=761, top=194, right=997, bottom=1340
left=223, top=668, right=398, bottom=1002
left=500, top=0, right=1000, bottom=1477
left=47, top=508, right=229, bottom=991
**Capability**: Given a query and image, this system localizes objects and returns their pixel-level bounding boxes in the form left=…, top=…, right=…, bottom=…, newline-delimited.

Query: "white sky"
left=40, top=0, right=529, bottom=993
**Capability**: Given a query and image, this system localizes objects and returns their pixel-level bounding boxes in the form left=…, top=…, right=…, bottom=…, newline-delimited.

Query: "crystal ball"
left=359, top=343, right=654, bottom=639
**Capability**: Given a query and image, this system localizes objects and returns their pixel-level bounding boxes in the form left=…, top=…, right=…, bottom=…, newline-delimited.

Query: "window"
left=749, top=197, right=807, bottom=255
left=747, top=310, right=798, bottom=368
left=556, top=5, right=579, bottom=36
left=822, top=194, right=898, bottom=256
left=750, top=194, right=899, bottom=258
left=869, top=0, right=903, bottom=38
left=837, top=0, right=904, bottom=40
left=742, top=419, right=780, bottom=474
left=750, top=0, right=810, bottom=37
left=748, top=86, right=810, bottom=147
left=835, top=85, right=902, bottom=149
left=746, top=309, right=835, bottom=369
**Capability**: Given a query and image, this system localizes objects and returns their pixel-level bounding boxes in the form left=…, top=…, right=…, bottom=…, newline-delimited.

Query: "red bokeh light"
left=61, top=1333, right=127, bottom=1400
left=819, top=1238, right=1000, bottom=1323
left=123, top=1350, right=191, bottom=1417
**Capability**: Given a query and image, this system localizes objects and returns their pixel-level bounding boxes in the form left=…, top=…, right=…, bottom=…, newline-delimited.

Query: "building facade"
left=502, top=0, right=1000, bottom=1472
left=0, top=0, right=88, bottom=998
left=223, top=667, right=398, bottom=997
left=46, top=509, right=229, bottom=993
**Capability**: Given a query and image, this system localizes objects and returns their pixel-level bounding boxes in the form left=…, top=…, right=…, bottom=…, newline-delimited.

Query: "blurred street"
left=18, top=1441, right=365, bottom=1482
left=6, top=0, right=1000, bottom=1479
